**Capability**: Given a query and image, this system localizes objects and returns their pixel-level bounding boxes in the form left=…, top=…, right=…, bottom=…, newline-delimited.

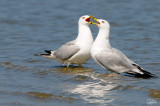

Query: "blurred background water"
left=0, top=0, right=160, bottom=106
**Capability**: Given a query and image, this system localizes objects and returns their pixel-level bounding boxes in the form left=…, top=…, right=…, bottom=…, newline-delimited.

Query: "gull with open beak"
left=39, top=15, right=94, bottom=67
left=90, top=17, right=156, bottom=78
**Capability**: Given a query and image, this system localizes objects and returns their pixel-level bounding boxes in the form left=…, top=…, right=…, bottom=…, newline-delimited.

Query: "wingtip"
left=125, top=70, right=157, bottom=79
left=34, top=50, right=52, bottom=56
left=44, top=50, right=51, bottom=54
left=130, top=64, right=158, bottom=78
left=139, top=70, right=157, bottom=78
left=134, top=73, right=157, bottom=79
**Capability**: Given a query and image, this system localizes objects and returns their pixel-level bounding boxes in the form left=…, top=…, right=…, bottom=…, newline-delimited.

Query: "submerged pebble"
left=149, top=89, right=160, bottom=98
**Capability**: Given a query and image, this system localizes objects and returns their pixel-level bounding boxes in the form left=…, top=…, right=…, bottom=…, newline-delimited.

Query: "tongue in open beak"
left=85, top=15, right=94, bottom=23
left=85, top=18, right=90, bottom=22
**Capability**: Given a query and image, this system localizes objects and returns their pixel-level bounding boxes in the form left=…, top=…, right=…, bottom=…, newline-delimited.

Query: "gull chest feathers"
left=70, top=23, right=94, bottom=64
left=91, top=22, right=111, bottom=63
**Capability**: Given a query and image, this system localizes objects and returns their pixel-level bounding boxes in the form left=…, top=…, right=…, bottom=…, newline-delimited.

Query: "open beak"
left=85, top=15, right=94, bottom=24
left=90, top=17, right=100, bottom=25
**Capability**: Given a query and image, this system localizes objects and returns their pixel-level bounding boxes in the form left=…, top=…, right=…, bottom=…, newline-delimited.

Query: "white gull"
left=91, top=18, right=156, bottom=78
left=40, top=15, right=94, bottom=67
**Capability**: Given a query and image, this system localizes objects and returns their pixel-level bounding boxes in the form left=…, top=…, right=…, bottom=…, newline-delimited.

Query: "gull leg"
left=62, top=63, right=66, bottom=66
left=79, top=64, right=82, bottom=67
left=67, top=62, right=70, bottom=68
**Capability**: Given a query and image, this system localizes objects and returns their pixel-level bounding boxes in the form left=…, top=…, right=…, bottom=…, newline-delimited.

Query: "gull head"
left=91, top=18, right=110, bottom=29
left=78, top=15, right=94, bottom=26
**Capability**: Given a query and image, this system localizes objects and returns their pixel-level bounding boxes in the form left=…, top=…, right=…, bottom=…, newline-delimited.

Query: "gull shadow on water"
left=52, top=64, right=80, bottom=68
left=51, top=65, right=95, bottom=75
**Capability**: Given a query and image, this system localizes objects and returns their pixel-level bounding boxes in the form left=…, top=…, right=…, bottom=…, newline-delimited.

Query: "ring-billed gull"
left=39, top=15, right=94, bottom=67
left=90, top=18, right=156, bottom=78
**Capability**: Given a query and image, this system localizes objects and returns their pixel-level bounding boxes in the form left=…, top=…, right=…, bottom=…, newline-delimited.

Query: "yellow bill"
left=86, top=16, right=99, bottom=25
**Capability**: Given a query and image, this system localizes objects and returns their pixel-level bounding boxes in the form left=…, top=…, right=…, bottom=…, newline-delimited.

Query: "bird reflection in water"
left=51, top=65, right=94, bottom=75
left=66, top=79, right=117, bottom=104
left=51, top=65, right=137, bottom=104
left=61, top=68, right=123, bottom=104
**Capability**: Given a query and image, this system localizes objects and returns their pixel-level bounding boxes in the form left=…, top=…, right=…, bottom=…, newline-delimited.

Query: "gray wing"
left=112, top=48, right=135, bottom=64
left=95, top=48, right=134, bottom=73
left=53, top=40, right=80, bottom=61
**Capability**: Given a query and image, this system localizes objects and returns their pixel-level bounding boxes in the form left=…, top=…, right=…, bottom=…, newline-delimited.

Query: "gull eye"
left=82, top=17, right=85, bottom=19
left=102, top=21, right=105, bottom=23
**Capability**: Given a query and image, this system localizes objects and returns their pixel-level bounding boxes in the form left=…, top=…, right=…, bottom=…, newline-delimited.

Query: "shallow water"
left=0, top=0, right=160, bottom=106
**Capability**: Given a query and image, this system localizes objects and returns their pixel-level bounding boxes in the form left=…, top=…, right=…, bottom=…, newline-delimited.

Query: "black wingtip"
left=126, top=70, right=157, bottom=79
left=129, top=64, right=158, bottom=78
left=34, top=50, right=52, bottom=56
left=44, top=50, right=51, bottom=54
left=137, top=70, right=157, bottom=78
